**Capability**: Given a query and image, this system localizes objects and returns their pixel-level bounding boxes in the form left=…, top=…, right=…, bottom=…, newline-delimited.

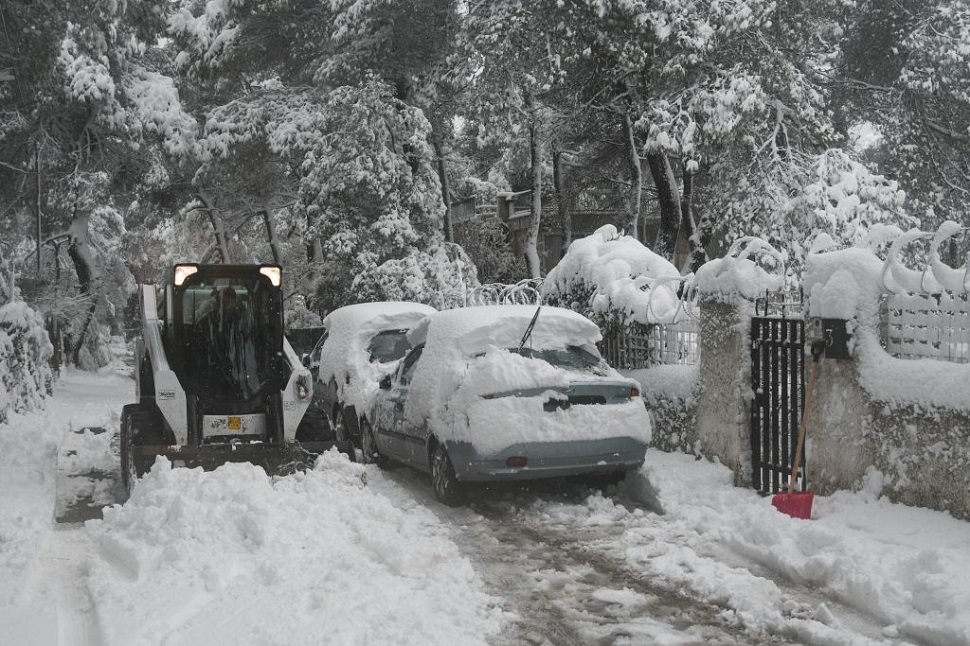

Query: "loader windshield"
left=176, top=273, right=282, bottom=401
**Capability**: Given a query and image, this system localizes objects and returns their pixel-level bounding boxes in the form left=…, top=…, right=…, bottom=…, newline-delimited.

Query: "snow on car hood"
left=404, top=306, right=650, bottom=451
left=319, top=301, right=435, bottom=412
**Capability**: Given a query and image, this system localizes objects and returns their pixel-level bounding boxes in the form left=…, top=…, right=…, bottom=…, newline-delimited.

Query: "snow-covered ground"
left=2, top=368, right=969, bottom=645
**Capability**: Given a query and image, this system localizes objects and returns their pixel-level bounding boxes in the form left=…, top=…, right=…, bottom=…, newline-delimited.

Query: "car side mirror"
left=301, top=353, right=311, bottom=368
left=379, top=375, right=392, bottom=390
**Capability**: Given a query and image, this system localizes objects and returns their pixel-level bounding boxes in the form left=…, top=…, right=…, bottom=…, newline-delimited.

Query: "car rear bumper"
left=446, top=437, right=646, bottom=482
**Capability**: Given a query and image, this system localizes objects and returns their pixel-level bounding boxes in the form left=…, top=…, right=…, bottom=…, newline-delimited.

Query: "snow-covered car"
left=316, top=301, right=436, bottom=448
left=361, top=305, right=652, bottom=505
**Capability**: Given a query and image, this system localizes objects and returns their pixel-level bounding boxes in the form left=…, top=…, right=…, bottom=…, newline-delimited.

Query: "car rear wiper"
left=517, top=305, right=542, bottom=352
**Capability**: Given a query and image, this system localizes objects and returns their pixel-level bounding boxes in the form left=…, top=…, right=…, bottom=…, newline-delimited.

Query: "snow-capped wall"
left=630, top=229, right=970, bottom=519
left=803, top=245, right=970, bottom=519
left=694, top=237, right=785, bottom=302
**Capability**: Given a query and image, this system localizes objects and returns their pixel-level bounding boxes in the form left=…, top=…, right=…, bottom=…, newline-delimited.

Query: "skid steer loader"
left=120, top=263, right=349, bottom=491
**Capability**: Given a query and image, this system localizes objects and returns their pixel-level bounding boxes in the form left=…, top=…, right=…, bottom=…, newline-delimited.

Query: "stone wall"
left=805, top=328, right=970, bottom=520
left=664, top=302, right=970, bottom=520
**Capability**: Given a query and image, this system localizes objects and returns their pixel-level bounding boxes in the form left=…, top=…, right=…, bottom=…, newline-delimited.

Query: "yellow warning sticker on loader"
left=227, top=416, right=242, bottom=431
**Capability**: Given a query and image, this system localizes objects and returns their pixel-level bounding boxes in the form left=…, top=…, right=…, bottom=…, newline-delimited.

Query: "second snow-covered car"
left=316, top=301, right=436, bottom=448
left=362, top=305, right=652, bottom=505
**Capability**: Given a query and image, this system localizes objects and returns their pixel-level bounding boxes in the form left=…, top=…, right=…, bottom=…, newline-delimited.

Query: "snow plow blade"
left=131, top=441, right=355, bottom=477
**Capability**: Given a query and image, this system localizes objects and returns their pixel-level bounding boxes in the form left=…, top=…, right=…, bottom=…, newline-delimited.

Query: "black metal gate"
left=750, top=317, right=805, bottom=494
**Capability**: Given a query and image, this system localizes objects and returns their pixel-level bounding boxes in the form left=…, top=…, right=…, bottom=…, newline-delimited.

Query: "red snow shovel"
left=772, top=341, right=825, bottom=519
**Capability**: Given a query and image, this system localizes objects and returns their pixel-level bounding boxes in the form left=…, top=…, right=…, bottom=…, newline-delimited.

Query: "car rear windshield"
left=507, top=345, right=604, bottom=371
left=367, top=329, right=411, bottom=363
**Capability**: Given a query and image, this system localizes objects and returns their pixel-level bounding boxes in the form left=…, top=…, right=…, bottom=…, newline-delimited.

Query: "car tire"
left=583, top=471, right=627, bottom=491
left=359, top=419, right=384, bottom=468
left=333, top=404, right=360, bottom=447
left=431, top=443, right=464, bottom=507
left=333, top=405, right=349, bottom=443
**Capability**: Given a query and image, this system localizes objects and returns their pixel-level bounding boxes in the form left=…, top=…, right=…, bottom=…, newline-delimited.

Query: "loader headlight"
left=173, top=264, right=199, bottom=286
left=259, top=266, right=282, bottom=287
left=295, top=374, right=312, bottom=400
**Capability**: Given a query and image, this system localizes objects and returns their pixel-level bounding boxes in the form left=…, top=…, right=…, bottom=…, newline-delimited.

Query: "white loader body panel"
left=282, top=339, right=311, bottom=441
left=141, top=285, right=189, bottom=444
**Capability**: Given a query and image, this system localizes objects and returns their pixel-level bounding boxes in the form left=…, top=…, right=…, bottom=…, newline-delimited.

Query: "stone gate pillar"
left=695, top=298, right=752, bottom=486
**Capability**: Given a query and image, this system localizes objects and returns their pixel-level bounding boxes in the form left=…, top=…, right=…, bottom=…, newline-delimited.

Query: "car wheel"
left=583, top=471, right=627, bottom=492
left=431, top=443, right=464, bottom=506
left=333, top=405, right=349, bottom=443
left=359, top=419, right=383, bottom=467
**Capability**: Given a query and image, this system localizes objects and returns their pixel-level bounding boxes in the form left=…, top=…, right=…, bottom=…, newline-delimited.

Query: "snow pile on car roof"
left=319, top=301, right=435, bottom=411
left=85, top=453, right=501, bottom=645
left=409, top=304, right=601, bottom=355
left=542, top=224, right=683, bottom=325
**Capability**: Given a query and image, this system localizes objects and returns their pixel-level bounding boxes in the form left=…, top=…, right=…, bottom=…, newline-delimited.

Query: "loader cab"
left=167, top=264, right=287, bottom=409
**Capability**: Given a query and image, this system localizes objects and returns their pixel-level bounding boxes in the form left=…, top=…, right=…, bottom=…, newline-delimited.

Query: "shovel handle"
left=788, top=342, right=824, bottom=494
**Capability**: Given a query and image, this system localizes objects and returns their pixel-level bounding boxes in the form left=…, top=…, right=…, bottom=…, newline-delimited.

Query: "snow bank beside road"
left=86, top=451, right=502, bottom=646
left=532, top=451, right=970, bottom=645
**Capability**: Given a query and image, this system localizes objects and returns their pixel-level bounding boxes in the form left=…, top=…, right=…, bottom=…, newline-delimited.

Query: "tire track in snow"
left=51, top=527, right=103, bottom=646
left=474, top=503, right=790, bottom=646
left=375, top=469, right=792, bottom=645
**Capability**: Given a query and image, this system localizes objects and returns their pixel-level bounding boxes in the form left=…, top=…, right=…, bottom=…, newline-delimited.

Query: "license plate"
left=227, top=416, right=241, bottom=431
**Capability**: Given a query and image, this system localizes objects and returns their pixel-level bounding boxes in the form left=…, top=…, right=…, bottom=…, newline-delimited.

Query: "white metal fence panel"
left=600, top=319, right=700, bottom=369
left=882, top=293, right=970, bottom=363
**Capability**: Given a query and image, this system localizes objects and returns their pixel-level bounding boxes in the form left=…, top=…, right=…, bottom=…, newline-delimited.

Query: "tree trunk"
left=432, top=136, right=454, bottom=243
left=261, top=208, right=281, bottom=265
left=623, top=110, right=642, bottom=237
left=553, top=148, right=570, bottom=258
left=525, top=90, right=543, bottom=278
left=679, top=164, right=710, bottom=273
left=197, top=191, right=231, bottom=263
left=35, top=144, right=42, bottom=275
left=67, top=213, right=98, bottom=366
left=647, top=150, right=682, bottom=261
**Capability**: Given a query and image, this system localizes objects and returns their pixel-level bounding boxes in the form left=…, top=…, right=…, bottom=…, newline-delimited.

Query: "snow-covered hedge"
left=542, top=225, right=682, bottom=331
left=0, top=302, right=53, bottom=423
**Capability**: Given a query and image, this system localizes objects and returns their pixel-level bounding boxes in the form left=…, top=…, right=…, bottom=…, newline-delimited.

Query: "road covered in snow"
left=2, top=369, right=970, bottom=645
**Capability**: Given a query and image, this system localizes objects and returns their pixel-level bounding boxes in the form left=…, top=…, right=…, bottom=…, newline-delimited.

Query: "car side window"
left=398, top=344, right=424, bottom=386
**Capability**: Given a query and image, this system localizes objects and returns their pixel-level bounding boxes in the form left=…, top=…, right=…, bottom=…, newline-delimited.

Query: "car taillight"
left=630, top=387, right=640, bottom=399
left=506, top=456, right=527, bottom=468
